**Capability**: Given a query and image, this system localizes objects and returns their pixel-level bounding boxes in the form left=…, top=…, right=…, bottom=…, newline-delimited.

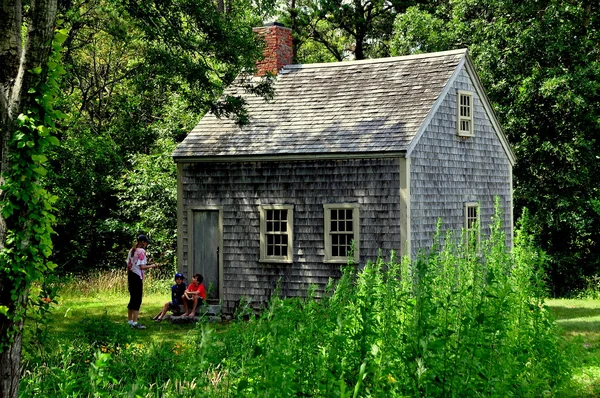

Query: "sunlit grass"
left=42, top=272, right=196, bottom=346
left=547, top=298, right=600, bottom=397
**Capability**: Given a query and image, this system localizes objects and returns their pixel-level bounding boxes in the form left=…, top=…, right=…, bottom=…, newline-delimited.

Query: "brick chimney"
left=252, top=22, right=293, bottom=76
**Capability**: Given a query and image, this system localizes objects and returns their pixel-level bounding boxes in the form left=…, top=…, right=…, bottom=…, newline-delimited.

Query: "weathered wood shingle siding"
left=409, top=67, right=512, bottom=255
left=180, top=158, right=401, bottom=312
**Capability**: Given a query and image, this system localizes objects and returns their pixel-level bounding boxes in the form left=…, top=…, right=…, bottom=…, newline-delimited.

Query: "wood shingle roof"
left=173, top=49, right=467, bottom=160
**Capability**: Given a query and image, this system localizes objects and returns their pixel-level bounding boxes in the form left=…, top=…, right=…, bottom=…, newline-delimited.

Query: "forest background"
left=37, top=0, right=598, bottom=296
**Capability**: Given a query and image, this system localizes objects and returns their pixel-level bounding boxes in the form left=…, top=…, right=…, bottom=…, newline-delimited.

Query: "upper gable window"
left=457, top=91, right=474, bottom=137
left=323, top=204, right=360, bottom=263
left=259, top=205, right=293, bottom=263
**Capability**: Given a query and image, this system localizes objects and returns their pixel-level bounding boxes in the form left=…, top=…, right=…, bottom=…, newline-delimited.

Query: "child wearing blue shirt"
left=153, top=273, right=187, bottom=322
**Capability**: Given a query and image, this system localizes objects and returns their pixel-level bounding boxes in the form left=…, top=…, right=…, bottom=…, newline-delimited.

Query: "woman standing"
left=126, top=234, right=158, bottom=329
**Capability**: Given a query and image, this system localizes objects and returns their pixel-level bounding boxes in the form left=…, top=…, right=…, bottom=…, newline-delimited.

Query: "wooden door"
left=192, top=210, right=220, bottom=300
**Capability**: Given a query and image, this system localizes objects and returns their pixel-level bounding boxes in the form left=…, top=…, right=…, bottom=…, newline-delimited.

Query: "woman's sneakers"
left=128, top=320, right=147, bottom=329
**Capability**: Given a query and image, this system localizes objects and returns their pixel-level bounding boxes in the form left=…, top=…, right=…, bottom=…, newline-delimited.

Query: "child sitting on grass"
left=153, top=273, right=186, bottom=322
left=182, top=273, right=207, bottom=317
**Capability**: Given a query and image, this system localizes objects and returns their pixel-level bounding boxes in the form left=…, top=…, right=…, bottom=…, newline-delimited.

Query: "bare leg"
left=156, top=302, right=169, bottom=320
left=182, top=297, right=190, bottom=316
left=190, top=296, right=199, bottom=316
left=128, top=309, right=133, bottom=322
left=132, top=310, right=139, bottom=323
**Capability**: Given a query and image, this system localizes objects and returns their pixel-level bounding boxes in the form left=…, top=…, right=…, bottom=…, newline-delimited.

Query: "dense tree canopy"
left=278, top=0, right=439, bottom=62
left=48, top=0, right=272, bottom=272
left=392, top=0, right=600, bottom=294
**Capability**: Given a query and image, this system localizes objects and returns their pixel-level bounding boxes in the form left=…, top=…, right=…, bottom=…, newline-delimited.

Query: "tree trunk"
left=0, top=1, right=58, bottom=397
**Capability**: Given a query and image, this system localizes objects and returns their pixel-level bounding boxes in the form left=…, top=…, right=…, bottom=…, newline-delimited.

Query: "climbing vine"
left=0, top=28, right=67, bottom=350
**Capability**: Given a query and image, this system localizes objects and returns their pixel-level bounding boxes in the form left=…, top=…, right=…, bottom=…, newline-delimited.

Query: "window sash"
left=457, top=91, right=474, bottom=136
left=464, top=202, right=480, bottom=246
left=260, top=205, right=293, bottom=262
left=324, top=204, right=359, bottom=262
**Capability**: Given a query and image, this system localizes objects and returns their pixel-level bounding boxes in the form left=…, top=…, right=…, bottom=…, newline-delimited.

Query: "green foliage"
left=47, top=0, right=276, bottom=273
left=278, top=0, right=431, bottom=62
left=20, top=215, right=573, bottom=397
left=0, top=28, right=67, bottom=351
left=391, top=0, right=600, bottom=295
left=204, top=217, right=569, bottom=396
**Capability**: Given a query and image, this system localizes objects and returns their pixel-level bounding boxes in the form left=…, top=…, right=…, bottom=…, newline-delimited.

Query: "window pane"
left=346, top=221, right=353, bottom=232
left=331, top=209, right=338, bottom=221
left=267, top=233, right=274, bottom=256
left=281, top=220, right=287, bottom=232
left=267, top=209, right=274, bottom=221
left=331, top=220, right=337, bottom=232
left=339, top=234, right=348, bottom=246
left=338, top=220, right=345, bottom=232
left=461, top=120, right=470, bottom=132
left=273, top=221, right=280, bottom=232
left=339, top=245, right=347, bottom=257
left=282, top=235, right=288, bottom=245
left=274, top=245, right=281, bottom=256
left=346, top=209, right=352, bottom=219
left=332, top=245, right=338, bottom=257
left=332, top=234, right=338, bottom=245
left=267, top=221, right=273, bottom=232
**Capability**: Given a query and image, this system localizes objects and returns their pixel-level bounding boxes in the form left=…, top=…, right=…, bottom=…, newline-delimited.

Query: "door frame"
left=187, top=205, right=224, bottom=301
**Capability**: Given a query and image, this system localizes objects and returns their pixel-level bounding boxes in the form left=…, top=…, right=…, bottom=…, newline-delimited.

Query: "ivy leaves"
left=0, top=28, right=66, bottom=347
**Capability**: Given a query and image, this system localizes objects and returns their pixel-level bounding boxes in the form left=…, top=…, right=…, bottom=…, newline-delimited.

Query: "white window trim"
left=464, top=202, right=480, bottom=246
left=457, top=90, right=474, bottom=137
left=259, top=204, right=294, bottom=263
left=323, top=203, right=360, bottom=264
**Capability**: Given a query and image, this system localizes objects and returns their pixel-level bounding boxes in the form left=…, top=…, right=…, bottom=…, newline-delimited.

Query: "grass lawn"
left=38, top=275, right=207, bottom=347
left=547, top=298, right=600, bottom=397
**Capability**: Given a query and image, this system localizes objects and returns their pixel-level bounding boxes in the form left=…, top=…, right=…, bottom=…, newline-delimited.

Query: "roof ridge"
left=282, top=48, right=467, bottom=70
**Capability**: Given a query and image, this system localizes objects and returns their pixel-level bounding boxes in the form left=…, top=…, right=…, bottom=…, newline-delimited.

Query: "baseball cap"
left=137, top=234, right=151, bottom=243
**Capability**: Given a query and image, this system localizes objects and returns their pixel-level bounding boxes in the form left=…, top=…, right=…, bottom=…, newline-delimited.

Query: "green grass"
left=30, top=271, right=204, bottom=347
left=547, top=298, right=600, bottom=397
left=46, top=292, right=194, bottom=345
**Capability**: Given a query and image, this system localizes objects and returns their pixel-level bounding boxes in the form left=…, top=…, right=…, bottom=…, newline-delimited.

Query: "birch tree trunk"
left=0, top=1, right=57, bottom=397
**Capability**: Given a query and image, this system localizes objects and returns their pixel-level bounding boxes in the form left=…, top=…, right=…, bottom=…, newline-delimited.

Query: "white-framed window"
left=323, top=204, right=360, bottom=263
left=259, top=205, right=293, bottom=263
left=464, top=202, right=480, bottom=246
left=457, top=90, right=474, bottom=137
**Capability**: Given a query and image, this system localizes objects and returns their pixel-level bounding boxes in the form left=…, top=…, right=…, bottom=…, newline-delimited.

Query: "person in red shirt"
left=182, top=273, right=207, bottom=317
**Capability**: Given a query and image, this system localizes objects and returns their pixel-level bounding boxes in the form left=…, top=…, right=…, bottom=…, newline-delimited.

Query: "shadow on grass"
left=557, top=319, right=600, bottom=333
left=43, top=294, right=198, bottom=347
left=547, top=306, right=600, bottom=321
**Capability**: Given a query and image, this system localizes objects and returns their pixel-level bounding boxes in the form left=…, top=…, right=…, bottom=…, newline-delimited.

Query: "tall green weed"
left=198, top=209, right=571, bottom=397
left=20, top=209, right=572, bottom=397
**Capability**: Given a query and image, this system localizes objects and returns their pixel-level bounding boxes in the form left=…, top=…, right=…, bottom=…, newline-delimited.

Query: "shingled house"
left=172, top=23, right=515, bottom=313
